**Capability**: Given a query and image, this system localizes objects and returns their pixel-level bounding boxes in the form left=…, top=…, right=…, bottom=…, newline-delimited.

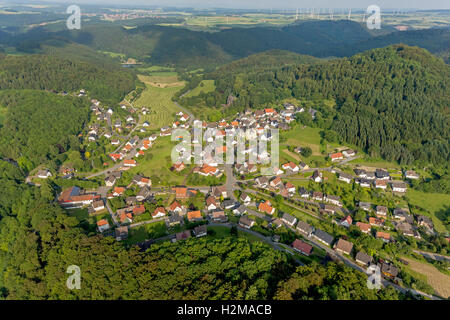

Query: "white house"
left=37, top=169, right=52, bottom=179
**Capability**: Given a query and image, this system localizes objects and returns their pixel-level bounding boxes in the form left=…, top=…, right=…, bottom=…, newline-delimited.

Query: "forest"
left=186, top=45, right=449, bottom=167
left=0, top=90, right=90, bottom=171
left=0, top=54, right=136, bottom=104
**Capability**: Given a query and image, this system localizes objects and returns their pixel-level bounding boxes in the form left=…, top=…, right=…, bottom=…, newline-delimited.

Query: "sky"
left=18, top=0, right=450, bottom=10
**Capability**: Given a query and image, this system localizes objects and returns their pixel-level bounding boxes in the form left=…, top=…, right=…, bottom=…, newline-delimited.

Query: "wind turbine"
left=348, top=8, right=352, bottom=20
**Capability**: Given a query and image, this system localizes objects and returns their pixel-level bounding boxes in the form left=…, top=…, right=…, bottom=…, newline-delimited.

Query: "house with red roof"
left=292, top=239, right=313, bottom=256
left=151, top=207, right=165, bottom=218
left=258, top=200, right=275, bottom=215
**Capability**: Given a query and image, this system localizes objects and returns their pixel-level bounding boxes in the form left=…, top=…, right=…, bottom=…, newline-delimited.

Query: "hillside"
left=0, top=54, right=136, bottom=104
left=2, top=21, right=448, bottom=68
left=196, top=45, right=450, bottom=166
left=0, top=90, right=90, bottom=169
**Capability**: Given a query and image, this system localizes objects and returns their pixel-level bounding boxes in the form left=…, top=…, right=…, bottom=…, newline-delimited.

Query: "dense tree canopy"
left=0, top=54, right=135, bottom=104
left=0, top=90, right=90, bottom=170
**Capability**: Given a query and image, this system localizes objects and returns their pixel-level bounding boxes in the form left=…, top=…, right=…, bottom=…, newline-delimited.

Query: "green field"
left=134, top=76, right=184, bottom=130
left=406, top=189, right=450, bottom=233
left=185, top=80, right=216, bottom=97
left=127, top=136, right=187, bottom=186
left=67, top=208, right=113, bottom=232
left=125, top=221, right=168, bottom=245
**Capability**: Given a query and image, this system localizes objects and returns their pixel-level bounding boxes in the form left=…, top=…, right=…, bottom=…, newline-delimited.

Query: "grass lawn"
left=185, top=80, right=216, bottom=97
left=406, top=189, right=450, bottom=233
left=125, top=221, right=168, bottom=245
left=208, top=225, right=268, bottom=244
left=347, top=156, right=402, bottom=170
left=67, top=208, right=113, bottom=231
left=127, top=136, right=187, bottom=186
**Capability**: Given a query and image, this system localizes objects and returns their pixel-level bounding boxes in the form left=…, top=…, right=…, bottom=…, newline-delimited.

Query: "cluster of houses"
left=254, top=175, right=296, bottom=198
left=109, top=133, right=156, bottom=168
left=339, top=168, right=410, bottom=193
left=337, top=201, right=435, bottom=243
left=87, top=99, right=140, bottom=144
left=328, top=149, right=356, bottom=162
left=289, top=218, right=400, bottom=280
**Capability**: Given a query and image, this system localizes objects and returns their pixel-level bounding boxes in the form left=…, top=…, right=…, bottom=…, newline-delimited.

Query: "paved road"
left=413, top=250, right=450, bottom=263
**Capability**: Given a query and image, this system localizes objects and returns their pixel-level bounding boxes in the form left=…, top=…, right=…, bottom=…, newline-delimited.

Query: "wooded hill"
left=0, top=54, right=136, bottom=104
left=189, top=45, right=449, bottom=167
left=2, top=20, right=448, bottom=68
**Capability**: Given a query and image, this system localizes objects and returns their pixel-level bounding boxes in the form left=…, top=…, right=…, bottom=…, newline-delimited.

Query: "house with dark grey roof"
left=296, top=221, right=313, bottom=237
left=221, top=200, right=237, bottom=210
left=239, top=216, right=255, bottom=229
left=312, top=229, right=334, bottom=246
left=233, top=205, right=247, bottom=216
left=356, top=251, right=373, bottom=266
left=281, top=212, right=297, bottom=227
left=381, top=263, right=399, bottom=278
left=193, top=225, right=207, bottom=237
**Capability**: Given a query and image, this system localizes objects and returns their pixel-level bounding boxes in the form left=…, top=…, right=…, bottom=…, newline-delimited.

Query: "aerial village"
left=30, top=89, right=445, bottom=291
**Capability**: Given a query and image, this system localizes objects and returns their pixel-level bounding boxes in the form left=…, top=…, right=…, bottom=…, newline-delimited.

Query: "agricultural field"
left=403, top=257, right=450, bottom=298
left=134, top=74, right=184, bottom=130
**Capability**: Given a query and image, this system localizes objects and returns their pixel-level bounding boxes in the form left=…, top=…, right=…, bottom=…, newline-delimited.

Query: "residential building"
left=355, top=251, right=373, bottom=266
left=187, top=210, right=203, bottom=222
left=292, top=239, right=313, bottom=256
left=296, top=221, right=313, bottom=237
left=97, top=219, right=110, bottom=233
left=312, top=229, right=334, bottom=246
left=281, top=213, right=297, bottom=227
left=193, top=225, right=207, bottom=237
left=334, top=238, right=353, bottom=255
left=239, top=216, right=255, bottom=229
left=356, top=222, right=371, bottom=234
left=258, top=200, right=275, bottom=215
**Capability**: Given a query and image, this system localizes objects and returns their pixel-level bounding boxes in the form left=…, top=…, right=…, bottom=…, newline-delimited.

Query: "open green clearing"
left=125, top=221, right=168, bottom=245
left=406, top=189, right=450, bottom=233
left=67, top=208, right=113, bottom=232
left=134, top=78, right=184, bottom=130
left=185, top=80, right=216, bottom=97
left=127, top=136, right=186, bottom=186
